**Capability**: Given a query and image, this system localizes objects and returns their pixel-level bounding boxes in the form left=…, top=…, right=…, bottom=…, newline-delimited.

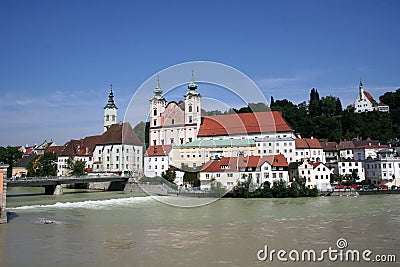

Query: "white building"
left=255, top=136, right=296, bottom=163
left=364, top=149, right=400, bottom=187
left=199, top=155, right=289, bottom=191
left=93, top=122, right=143, bottom=175
left=297, top=161, right=332, bottom=191
left=354, top=80, right=389, bottom=113
left=144, top=145, right=173, bottom=177
left=295, top=137, right=325, bottom=163
left=337, top=159, right=365, bottom=181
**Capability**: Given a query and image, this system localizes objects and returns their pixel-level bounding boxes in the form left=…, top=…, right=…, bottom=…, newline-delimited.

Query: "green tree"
left=26, top=152, right=57, bottom=177
left=271, top=179, right=288, bottom=198
left=309, top=88, right=321, bottom=117
left=0, top=146, right=23, bottom=177
left=183, top=171, right=200, bottom=187
left=161, top=167, right=176, bottom=183
left=66, top=157, right=86, bottom=176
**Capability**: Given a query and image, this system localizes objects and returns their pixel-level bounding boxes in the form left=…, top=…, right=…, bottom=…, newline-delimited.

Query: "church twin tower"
left=103, top=74, right=202, bottom=146
left=149, top=73, right=202, bottom=147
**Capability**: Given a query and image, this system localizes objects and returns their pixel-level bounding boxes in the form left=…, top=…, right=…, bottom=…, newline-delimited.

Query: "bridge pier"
left=44, top=184, right=63, bottom=195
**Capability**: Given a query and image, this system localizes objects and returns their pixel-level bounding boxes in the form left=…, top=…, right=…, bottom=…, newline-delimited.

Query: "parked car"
left=363, top=184, right=376, bottom=190
left=391, top=185, right=398, bottom=190
left=347, top=185, right=359, bottom=189
left=378, top=185, right=388, bottom=190
left=335, top=185, right=346, bottom=189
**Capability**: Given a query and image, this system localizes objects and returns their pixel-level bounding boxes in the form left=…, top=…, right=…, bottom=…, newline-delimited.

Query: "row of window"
left=257, top=142, right=293, bottom=147
left=98, top=148, right=139, bottom=154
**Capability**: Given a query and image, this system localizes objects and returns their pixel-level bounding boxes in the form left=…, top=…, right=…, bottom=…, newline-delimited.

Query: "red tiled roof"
left=200, top=157, right=239, bottom=172
left=363, top=91, right=377, bottom=105
left=200, top=154, right=288, bottom=172
left=145, top=145, right=172, bottom=157
left=197, top=111, right=292, bottom=137
left=295, top=138, right=323, bottom=149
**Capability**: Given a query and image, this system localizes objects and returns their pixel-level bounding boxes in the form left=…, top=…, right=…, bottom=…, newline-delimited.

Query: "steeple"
left=104, top=84, right=118, bottom=109
left=152, top=75, right=165, bottom=100
left=359, top=78, right=364, bottom=99
left=186, top=70, right=200, bottom=96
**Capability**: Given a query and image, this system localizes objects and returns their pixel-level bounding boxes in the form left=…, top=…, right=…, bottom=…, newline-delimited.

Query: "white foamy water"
left=10, top=196, right=157, bottom=210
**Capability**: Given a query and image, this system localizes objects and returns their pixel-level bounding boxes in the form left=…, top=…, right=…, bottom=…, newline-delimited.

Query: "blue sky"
left=1, top=0, right=399, bottom=146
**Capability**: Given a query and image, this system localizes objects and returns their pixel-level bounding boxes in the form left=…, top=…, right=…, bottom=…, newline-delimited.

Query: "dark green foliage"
left=161, top=168, right=176, bottom=183
left=225, top=178, right=318, bottom=198
left=26, top=152, right=57, bottom=177
left=66, top=157, right=86, bottom=176
left=0, top=146, right=23, bottom=177
left=270, top=88, right=400, bottom=142
left=271, top=179, right=288, bottom=198
left=183, top=171, right=200, bottom=187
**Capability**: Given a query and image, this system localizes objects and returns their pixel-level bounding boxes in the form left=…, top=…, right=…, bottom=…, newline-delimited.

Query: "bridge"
left=6, top=175, right=130, bottom=195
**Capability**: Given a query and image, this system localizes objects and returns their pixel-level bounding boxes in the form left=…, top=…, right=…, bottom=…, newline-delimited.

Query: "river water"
left=2, top=188, right=399, bottom=267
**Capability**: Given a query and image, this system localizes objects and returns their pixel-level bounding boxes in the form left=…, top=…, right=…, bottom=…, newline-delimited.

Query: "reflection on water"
left=3, top=191, right=400, bottom=267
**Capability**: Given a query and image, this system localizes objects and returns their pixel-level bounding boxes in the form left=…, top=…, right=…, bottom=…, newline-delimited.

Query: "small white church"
left=353, top=80, right=389, bottom=113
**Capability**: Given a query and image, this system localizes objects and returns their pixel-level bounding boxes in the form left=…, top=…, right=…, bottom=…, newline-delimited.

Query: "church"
left=353, top=80, right=389, bottom=113
left=149, top=74, right=202, bottom=147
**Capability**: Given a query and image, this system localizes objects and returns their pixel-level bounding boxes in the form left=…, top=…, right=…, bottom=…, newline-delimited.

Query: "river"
left=2, top=187, right=399, bottom=267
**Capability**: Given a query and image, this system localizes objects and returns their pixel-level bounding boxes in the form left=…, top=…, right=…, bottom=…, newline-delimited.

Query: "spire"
left=187, top=70, right=199, bottom=95
left=359, top=78, right=363, bottom=88
left=104, top=84, right=118, bottom=109
left=152, top=75, right=165, bottom=100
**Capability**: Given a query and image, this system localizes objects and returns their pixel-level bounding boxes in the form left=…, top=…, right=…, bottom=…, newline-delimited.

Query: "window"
left=189, top=105, right=192, bottom=112
left=188, top=116, right=193, bottom=123
left=170, top=138, right=174, bottom=144
left=116, top=156, right=119, bottom=161
left=153, top=109, right=157, bottom=116
left=206, top=174, right=210, bottom=179
left=155, top=165, right=157, bottom=169
left=162, top=158, right=164, bottom=161
left=171, top=119, right=175, bottom=125
left=107, top=149, right=110, bottom=153
left=189, top=138, right=192, bottom=142
left=180, top=138, right=184, bottom=145
left=279, top=173, right=283, bottom=178
left=227, top=173, right=233, bottom=177
left=155, top=158, right=157, bottom=161
left=116, top=164, right=119, bottom=169
left=162, top=165, right=164, bottom=169
left=216, top=173, right=220, bottom=177
left=107, top=156, right=110, bottom=161
left=106, top=164, right=109, bottom=169
left=273, top=173, right=277, bottom=178
left=153, top=119, right=157, bottom=126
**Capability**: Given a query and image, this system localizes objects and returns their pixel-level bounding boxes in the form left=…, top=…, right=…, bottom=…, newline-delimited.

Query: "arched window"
left=188, top=105, right=192, bottom=112
left=153, top=108, right=157, bottom=116
left=172, top=119, right=175, bottom=125
left=105, top=115, right=109, bottom=121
